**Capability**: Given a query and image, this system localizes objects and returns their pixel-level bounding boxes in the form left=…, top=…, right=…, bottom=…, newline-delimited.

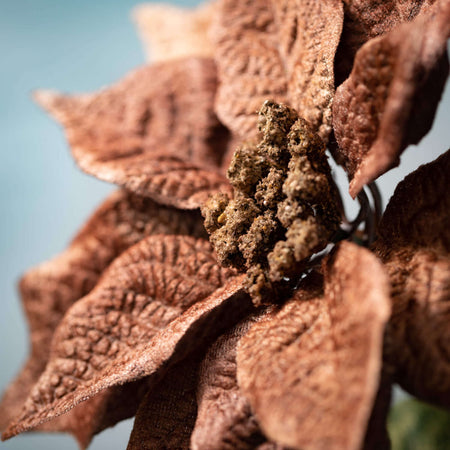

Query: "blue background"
left=0, top=1, right=448, bottom=448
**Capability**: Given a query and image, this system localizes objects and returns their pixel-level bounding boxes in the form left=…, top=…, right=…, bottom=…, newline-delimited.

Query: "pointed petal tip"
left=131, top=3, right=176, bottom=27
left=349, top=151, right=398, bottom=198
left=2, top=425, right=16, bottom=441
left=32, top=89, right=61, bottom=110
left=32, top=89, right=73, bottom=123
left=349, top=160, right=372, bottom=199
left=349, top=176, right=364, bottom=199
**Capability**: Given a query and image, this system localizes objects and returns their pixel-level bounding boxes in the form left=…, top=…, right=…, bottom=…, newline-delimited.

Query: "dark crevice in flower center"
left=336, top=182, right=382, bottom=247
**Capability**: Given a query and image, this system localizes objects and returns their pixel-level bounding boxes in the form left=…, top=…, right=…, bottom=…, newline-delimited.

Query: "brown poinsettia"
left=1, top=0, right=449, bottom=449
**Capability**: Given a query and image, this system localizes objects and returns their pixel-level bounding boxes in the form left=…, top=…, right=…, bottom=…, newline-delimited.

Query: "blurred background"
left=0, top=1, right=449, bottom=449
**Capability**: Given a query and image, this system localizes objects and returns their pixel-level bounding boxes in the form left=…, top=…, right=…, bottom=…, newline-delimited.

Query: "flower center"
left=203, top=101, right=341, bottom=305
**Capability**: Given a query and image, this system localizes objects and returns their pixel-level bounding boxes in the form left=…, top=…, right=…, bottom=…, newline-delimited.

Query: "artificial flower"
left=1, top=0, right=449, bottom=449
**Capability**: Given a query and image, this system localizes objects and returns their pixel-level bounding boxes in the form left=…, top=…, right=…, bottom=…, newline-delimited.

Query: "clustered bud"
left=202, top=101, right=340, bottom=305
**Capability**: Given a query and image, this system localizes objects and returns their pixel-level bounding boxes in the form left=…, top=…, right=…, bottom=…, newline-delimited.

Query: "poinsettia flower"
left=0, top=91, right=446, bottom=449
left=1, top=0, right=449, bottom=449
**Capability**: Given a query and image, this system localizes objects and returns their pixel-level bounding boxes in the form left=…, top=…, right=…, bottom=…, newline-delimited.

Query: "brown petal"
left=129, top=309, right=280, bottom=450
left=335, top=0, right=434, bottom=85
left=133, top=2, right=215, bottom=62
left=374, top=150, right=450, bottom=408
left=34, top=58, right=231, bottom=208
left=2, top=235, right=248, bottom=440
left=191, top=314, right=271, bottom=450
left=384, top=250, right=450, bottom=406
left=237, top=242, right=391, bottom=450
left=333, top=0, right=450, bottom=197
left=127, top=311, right=278, bottom=450
left=127, top=357, right=200, bottom=450
left=37, top=382, right=150, bottom=449
left=0, top=189, right=205, bottom=431
left=212, top=0, right=343, bottom=142
left=378, top=149, right=450, bottom=252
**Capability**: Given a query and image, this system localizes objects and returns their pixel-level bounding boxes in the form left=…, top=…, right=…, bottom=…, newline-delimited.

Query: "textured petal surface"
left=34, top=58, right=231, bottom=208
left=335, top=0, right=434, bottom=85
left=375, top=150, right=450, bottom=408
left=128, top=310, right=269, bottom=450
left=212, top=0, right=343, bottom=142
left=127, top=357, right=200, bottom=450
left=237, top=243, right=391, bottom=450
left=191, top=314, right=270, bottom=450
left=333, top=0, right=450, bottom=197
left=128, top=311, right=280, bottom=450
left=377, top=150, right=450, bottom=252
left=0, top=189, right=205, bottom=432
left=383, top=250, right=450, bottom=407
left=133, top=2, right=215, bottom=62
left=2, top=236, right=246, bottom=439
left=39, top=381, right=150, bottom=449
